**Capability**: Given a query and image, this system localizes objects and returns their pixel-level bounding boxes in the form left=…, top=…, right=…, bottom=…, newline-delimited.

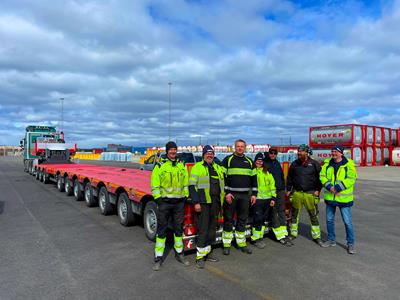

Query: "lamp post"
left=168, top=82, right=172, bottom=141
left=60, top=97, right=64, bottom=132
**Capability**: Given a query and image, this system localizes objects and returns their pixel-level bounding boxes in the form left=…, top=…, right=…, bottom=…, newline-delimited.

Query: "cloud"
left=0, top=0, right=399, bottom=147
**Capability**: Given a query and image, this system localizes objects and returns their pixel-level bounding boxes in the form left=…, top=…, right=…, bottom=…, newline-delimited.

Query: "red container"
left=309, top=124, right=365, bottom=147
left=365, top=126, right=375, bottom=146
left=311, top=146, right=365, bottom=166
left=374, top=127, right=383, bottom=147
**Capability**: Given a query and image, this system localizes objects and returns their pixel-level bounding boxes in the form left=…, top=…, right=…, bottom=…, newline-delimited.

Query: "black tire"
left=144, top=201, right=158, bottom=242
left=98, top=186, right=114, bottom=215
left=117, top=192, right=135, bottom=226
left=73, top=179, right=83, bottom=201
left=57, top=176, right=64, bottom=192
left=65, top=178, right=73, bottom=196
left=84, top=183, right=97, bottom=207
left=42, top=171, right=49, bottom=184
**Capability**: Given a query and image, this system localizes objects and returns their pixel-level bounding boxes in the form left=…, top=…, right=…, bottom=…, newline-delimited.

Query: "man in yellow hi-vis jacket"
left=151, top=141, right=189, bottom=271
left=189, top=145, right=225, bottom=269
left=320, top=145, right=358, bottom=254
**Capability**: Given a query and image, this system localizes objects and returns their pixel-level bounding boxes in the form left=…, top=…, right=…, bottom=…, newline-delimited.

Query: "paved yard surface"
left=1, top=157, right=399, bottom=300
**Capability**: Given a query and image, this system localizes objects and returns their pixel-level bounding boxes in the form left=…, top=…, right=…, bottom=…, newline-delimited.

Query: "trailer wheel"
left=57, top=176, right=65, bottom=192
left=144, top=201, right=158, bottom=242
left=73, top=179, right=83, bottom=201
left=99, top=187, right=114, bottom=215
left=117, top=192, right=135, bottom=226
left=65, top=178, right=73, bottom=196
left=84, top=183, right=97, bottom=207
left=42, top=172, right=49, bottom=184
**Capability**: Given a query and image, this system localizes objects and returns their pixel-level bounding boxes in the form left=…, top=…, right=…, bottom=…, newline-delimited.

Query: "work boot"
left=252, top=239, right=266, bottom=249
left=152, top=259, right=162, bottom=271
left=314, top=238, right=324, bottom=247
left=347, top=244, right=356, bottom=254
left=239, top=246, right=253, bottom=254
left=206, top=252, right=219, bottom=262
left=287, top=235, right=296, bottom=241
left=196, top=258, right=205, bottom=269
left=175, top=253, right=190, bottom=266
left=278, top=238, right=292, bottom=247
left=321, top=240, right=336, bottom=248
left=284, top=236, right=295, bottom=246
left=223, top=247, right=230, bottom=255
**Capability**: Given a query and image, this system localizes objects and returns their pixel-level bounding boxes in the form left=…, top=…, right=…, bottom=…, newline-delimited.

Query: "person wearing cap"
left=189, top=145, right=225, bottom=268
left=151, top=141, right=190, bottom=271
left=250, top=152, right=277, bottom=249
left=286, top=144, right=324, bottom=246
left=264, top=148, right=292, bottom=246
left=221, top=139, right=257, bottom=255
left=320, top=145, right=358, bottom=254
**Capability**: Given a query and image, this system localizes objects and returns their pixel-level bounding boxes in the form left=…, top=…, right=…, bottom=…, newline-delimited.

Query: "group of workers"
left=150, top=139, right=358, bottom=271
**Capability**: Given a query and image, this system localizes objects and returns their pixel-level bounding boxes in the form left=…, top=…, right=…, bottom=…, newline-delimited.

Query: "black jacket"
left=287, top=157, right=322, bottom=192
left=264, top=158, right=286, bottom=191
left=221, top=153, right=257, bottom=196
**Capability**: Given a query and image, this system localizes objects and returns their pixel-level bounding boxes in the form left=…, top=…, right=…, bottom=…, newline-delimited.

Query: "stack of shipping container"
left=309, top=124, right=400, bottom=166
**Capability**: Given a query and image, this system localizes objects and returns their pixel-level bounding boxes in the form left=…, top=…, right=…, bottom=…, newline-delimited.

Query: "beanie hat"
left=202, top=145, right=214, bottom=156
left=331, top=144, right=344, bottom=154
left=254, top=152, right=264, bottom=162
left=165, top=141, right=177, bottom=153
left=298, top=144, right=311, bottom=154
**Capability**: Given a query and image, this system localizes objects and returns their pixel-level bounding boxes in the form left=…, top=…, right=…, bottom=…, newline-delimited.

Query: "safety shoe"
left=321, top=240, right=337, bottom=248
left=152, top=260, right=162, bottom=271
left=287, top=235, right=297, bottom=241
left=278, top=238, right=292, bottom=247
left=206, top=253, right=219, bottom=262
left=175, top=253, right=190, bottom=266
left=196, top=258, right=206, bottom=269
left=314, top=238, right=324, bottom=247
left=223, top=247, right=230, bottom=255
left=239, top=246, right=253, bottom=254
left=252, top=240, right=266, bottom=249
left=347, top=244, right=356, bottom=254
left=284, top=237, right=295, bottom=246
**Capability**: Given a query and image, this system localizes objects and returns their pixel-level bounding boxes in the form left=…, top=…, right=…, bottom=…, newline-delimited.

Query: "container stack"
left=309, top=124, right=399, bottom=166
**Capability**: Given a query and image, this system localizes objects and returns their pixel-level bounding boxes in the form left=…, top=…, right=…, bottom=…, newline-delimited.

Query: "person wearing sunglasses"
left=263, top=148, right=292, bottom=246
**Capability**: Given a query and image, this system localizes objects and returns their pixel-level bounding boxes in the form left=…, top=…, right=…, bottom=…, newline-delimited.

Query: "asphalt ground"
left=1, top=156, right=399, bottom=300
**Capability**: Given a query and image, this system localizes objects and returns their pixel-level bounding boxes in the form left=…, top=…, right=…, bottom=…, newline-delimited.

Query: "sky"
left=1, top=0, right=399, bottom=148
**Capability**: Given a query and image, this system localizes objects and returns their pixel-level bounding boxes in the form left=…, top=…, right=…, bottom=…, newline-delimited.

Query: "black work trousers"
left=252, top=199, right=273, bottom=231
left=275, top=190, right=287, bottom=227
left=223, top=192, right=250, bottom=233
left=156, top=199, right=184, bottom=238
left=196, top=196, right=220, bottom=248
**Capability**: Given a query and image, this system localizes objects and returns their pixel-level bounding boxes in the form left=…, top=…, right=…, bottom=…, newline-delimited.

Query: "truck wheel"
left=73, top=179, right=83, bottom=201
left=99, top=186, right=114, bottom=215
left=65, top=178, right=73, bottom=196
left=57, top=176, right=64, bottom=192
left=144, top=201, right=158, bottom=242
left=84, top=183, right=97, bottom=207
left=117, top=192, right=135, bottom=226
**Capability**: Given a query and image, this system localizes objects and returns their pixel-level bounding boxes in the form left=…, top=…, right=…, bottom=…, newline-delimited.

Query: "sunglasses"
left=269, top=151, right=278, bottom=155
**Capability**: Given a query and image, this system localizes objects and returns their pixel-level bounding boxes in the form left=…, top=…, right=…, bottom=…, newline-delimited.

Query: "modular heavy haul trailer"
left=32, top=160, right=293, bottom=251
left=34, top=162, right=204, bottom=250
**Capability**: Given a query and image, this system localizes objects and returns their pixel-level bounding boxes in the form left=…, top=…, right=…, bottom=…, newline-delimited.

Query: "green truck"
left=20, top=125, right=76, bottom=174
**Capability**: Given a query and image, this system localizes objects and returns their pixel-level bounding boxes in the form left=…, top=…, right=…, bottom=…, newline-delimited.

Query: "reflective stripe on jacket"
left=256, top=168, right=276, bottom=200
left=320, top=157, right=357, bottom=205
left=189, top=160, right=225, bottom=204
left=151, top=159, right=189, bottom=199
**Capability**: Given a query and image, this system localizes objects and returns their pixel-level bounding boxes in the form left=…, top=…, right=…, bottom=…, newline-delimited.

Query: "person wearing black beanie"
left=151, top=141, right=189, bottom=271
